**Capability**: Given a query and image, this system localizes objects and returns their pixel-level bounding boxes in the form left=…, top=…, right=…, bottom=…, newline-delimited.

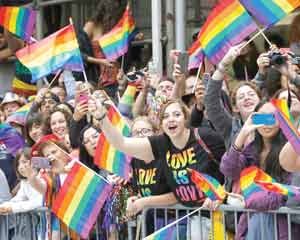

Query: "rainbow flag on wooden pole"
left=240, top=0, right=300, bottom=27
left=0, top=6, right=36, bottom=41
left=240, top=166, right=300, bottom=200
left=98, top=4, right=137, bottom=61
left=189, top=168, right=226, bottom=201
left=52, top=162, right=112, bottom=239
left=198, top=0, right=258, bottom=64
left=94, top=104, right=132, bottom=179
left=16, top=24, right=84, bottom=83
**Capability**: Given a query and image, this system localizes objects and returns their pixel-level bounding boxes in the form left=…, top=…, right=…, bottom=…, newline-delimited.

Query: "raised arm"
left=279, top=141, right=300, bottom=172
left=89, top=94, right=154, bottom=163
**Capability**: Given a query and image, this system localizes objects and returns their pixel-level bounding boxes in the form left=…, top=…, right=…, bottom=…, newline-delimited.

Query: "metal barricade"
left=133, top=204, right=300, bottom=240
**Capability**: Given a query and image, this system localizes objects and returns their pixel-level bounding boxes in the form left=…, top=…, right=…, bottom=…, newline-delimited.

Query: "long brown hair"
left=289, top=14, right=300, bottom=44
left=230, top=81, right=261, bottom=107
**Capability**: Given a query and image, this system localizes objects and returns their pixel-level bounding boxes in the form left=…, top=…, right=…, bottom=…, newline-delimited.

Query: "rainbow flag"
left=117, top=84, right=137, bottom=118
left=241, top=166, right=300, bottom=199
left=271, top=99, right=300, bottom=154
left=0, top=6, right=36, bottom=41
left=12, top=78, right=37, bottom=97
left=0, top=123, right=25, bottom=156
left=6, top=102, right=32, bottom=126
left=188, top=39, right=204, bottom=70
left=189, top=168, right=226, bottom=201
left=144, top=226, right=176, bottom=240
left=198, top=0, right=258, bottom=64
left=240, top=166, right=265, bottom=201
left=240, top=0, right=300, bottom=27
left=98, top=4, right=137, bottom=61
left=94, top=105, right=132, bottom=179
left=16, top=24, right=84, bottom=83
left=52, top=162, right=112, bottom=239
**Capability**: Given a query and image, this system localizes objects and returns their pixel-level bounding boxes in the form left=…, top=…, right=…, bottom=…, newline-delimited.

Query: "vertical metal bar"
left=165, top=0, right=175, bottom=78
left=35, top=0, right=44, bottom=39
left=210, top=210, right=214, bottom=240
left=151, top=0, right=163, bottom=76
left=165, top=208, right=168, bottom=226
left=287, top=213, right=292, bottom=240
left=199, top=210, right=203, bottom=239
left=187, top=210, right=191, bottom=240
left=176, top=209, right=179, bottom=240
left=274, top=213, right=278, bottom=240
left=141, top=209, right=147, bottom=238
left=154, top=208, right=157, bottom=231
left=234, top=211, right=238, bottom=235
left=175, top=0, right=186, bottom=51
left=259, top=213, right=264, bottom=240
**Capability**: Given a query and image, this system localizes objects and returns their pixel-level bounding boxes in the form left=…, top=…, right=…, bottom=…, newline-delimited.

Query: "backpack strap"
left=193, top=128, right=217, bottom=163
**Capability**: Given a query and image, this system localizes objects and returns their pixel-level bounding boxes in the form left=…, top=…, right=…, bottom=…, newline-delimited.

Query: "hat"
left=31, top=134, right=60, bottom=157
left=0, top=92, right=22, bottom=107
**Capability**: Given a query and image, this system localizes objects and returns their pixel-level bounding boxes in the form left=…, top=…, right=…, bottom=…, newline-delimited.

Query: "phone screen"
left=31, top=157, right=51, bottom=169
left=177, top=51, right=189, bottom=76
left=252, top=113, right=276, bottom=126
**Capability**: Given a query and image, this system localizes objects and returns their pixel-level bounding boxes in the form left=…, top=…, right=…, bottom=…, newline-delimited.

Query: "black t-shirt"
left=131, top=158, right=171, bottom=197
left=148, top=127, right=225, bottom=207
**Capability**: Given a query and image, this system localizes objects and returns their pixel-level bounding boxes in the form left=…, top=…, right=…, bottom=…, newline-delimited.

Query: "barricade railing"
left=134, top=204, right=300, bottom=240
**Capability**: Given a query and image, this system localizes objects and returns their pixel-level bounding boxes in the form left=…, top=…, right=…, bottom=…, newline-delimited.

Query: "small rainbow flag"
left=0, top=6, right=36, bottom=41
left=52, top=162, right=112, bottom=239
left=143, top=225, right=176, bottom=240
left=188, top=39, right=204, bottom=70
left=94, top=104, right=132, bottom=179
left=189, top=168, right=226, bottom=201
left=241, top=166, right=300, bottom=199
left=6, top=102, right=32, bottom=126
left=271, top=99, right=300, bottom=154
left=117, top=84, right=137, bottom=118
left=198, top=0, right=258, bottom=64
left=240, top=0, right=300, bottom=27
left=98, top=4, right=137, bottom=61
left=16, top=24, right=84, bottom=83
left=12, top=78, right=37, bottom=97
left=240, top=166, right=265, bottom=201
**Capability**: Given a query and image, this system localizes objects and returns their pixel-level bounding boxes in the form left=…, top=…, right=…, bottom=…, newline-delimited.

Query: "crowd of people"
left=1, top=1, right=300, bottom=240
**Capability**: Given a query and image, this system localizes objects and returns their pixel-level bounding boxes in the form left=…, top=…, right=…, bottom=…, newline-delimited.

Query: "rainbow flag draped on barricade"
left=271, top=99, right=300, bottom=154
left=0, top=123, right=25, bottom=156
left=52, top=162, right=112, bottom=239
left=196, top=0, right=258, bottom=65
left=98, top=4, right=137, bottom=61
left=240, top=0, right=300, bottom=27
left=16, top=24, right=84, bottom=83
left=94, top=104, right=132, bottom=180
left=6, top=102, right=32, bottom=126
left=189, top=168, right=226, bottom=201
left=240, top=166, right=300, bottom=200
left=0, top=6, right=36, bottom=41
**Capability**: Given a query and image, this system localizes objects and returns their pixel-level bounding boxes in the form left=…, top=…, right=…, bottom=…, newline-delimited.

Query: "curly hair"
left=91, top=0, right=128, bottom=33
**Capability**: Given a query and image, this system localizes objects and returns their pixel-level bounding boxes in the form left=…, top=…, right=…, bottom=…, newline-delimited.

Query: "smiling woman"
left=88, top=95, right=225, bottom=207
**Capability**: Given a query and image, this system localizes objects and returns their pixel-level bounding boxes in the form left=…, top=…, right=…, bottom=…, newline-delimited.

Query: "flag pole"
left=259, top=29, right=272, bottom=48
left=240, top=27, right=267, bottom=52
left=144, top=206, right=204, bottom=238
left=50, top=141, right=111, bottom=184
left=192, top=60, right=203, bottom=93
left=47, top=69, right=63, bottom=88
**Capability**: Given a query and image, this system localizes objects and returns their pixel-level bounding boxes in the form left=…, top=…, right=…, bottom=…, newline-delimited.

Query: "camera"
left=268, top=52, right=287, bottom=66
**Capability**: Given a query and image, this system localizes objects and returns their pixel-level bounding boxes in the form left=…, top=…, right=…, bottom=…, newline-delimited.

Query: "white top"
left=0, top=169, right=11, bottom=204
left=0, top=179, right=44, bottom=213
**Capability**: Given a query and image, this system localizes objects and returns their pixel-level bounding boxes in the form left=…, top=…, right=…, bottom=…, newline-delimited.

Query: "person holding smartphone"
left=220, top=100, right=299, bottom=239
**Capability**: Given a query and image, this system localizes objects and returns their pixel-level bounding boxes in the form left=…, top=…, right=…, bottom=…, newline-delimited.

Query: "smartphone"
left=78, top=92, right=89, bottom=104
left=177, top=51, right=189, bottom=76
left=252, top=113, right=276, bottom=126
left=31, top=157, right=51, bottom=169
